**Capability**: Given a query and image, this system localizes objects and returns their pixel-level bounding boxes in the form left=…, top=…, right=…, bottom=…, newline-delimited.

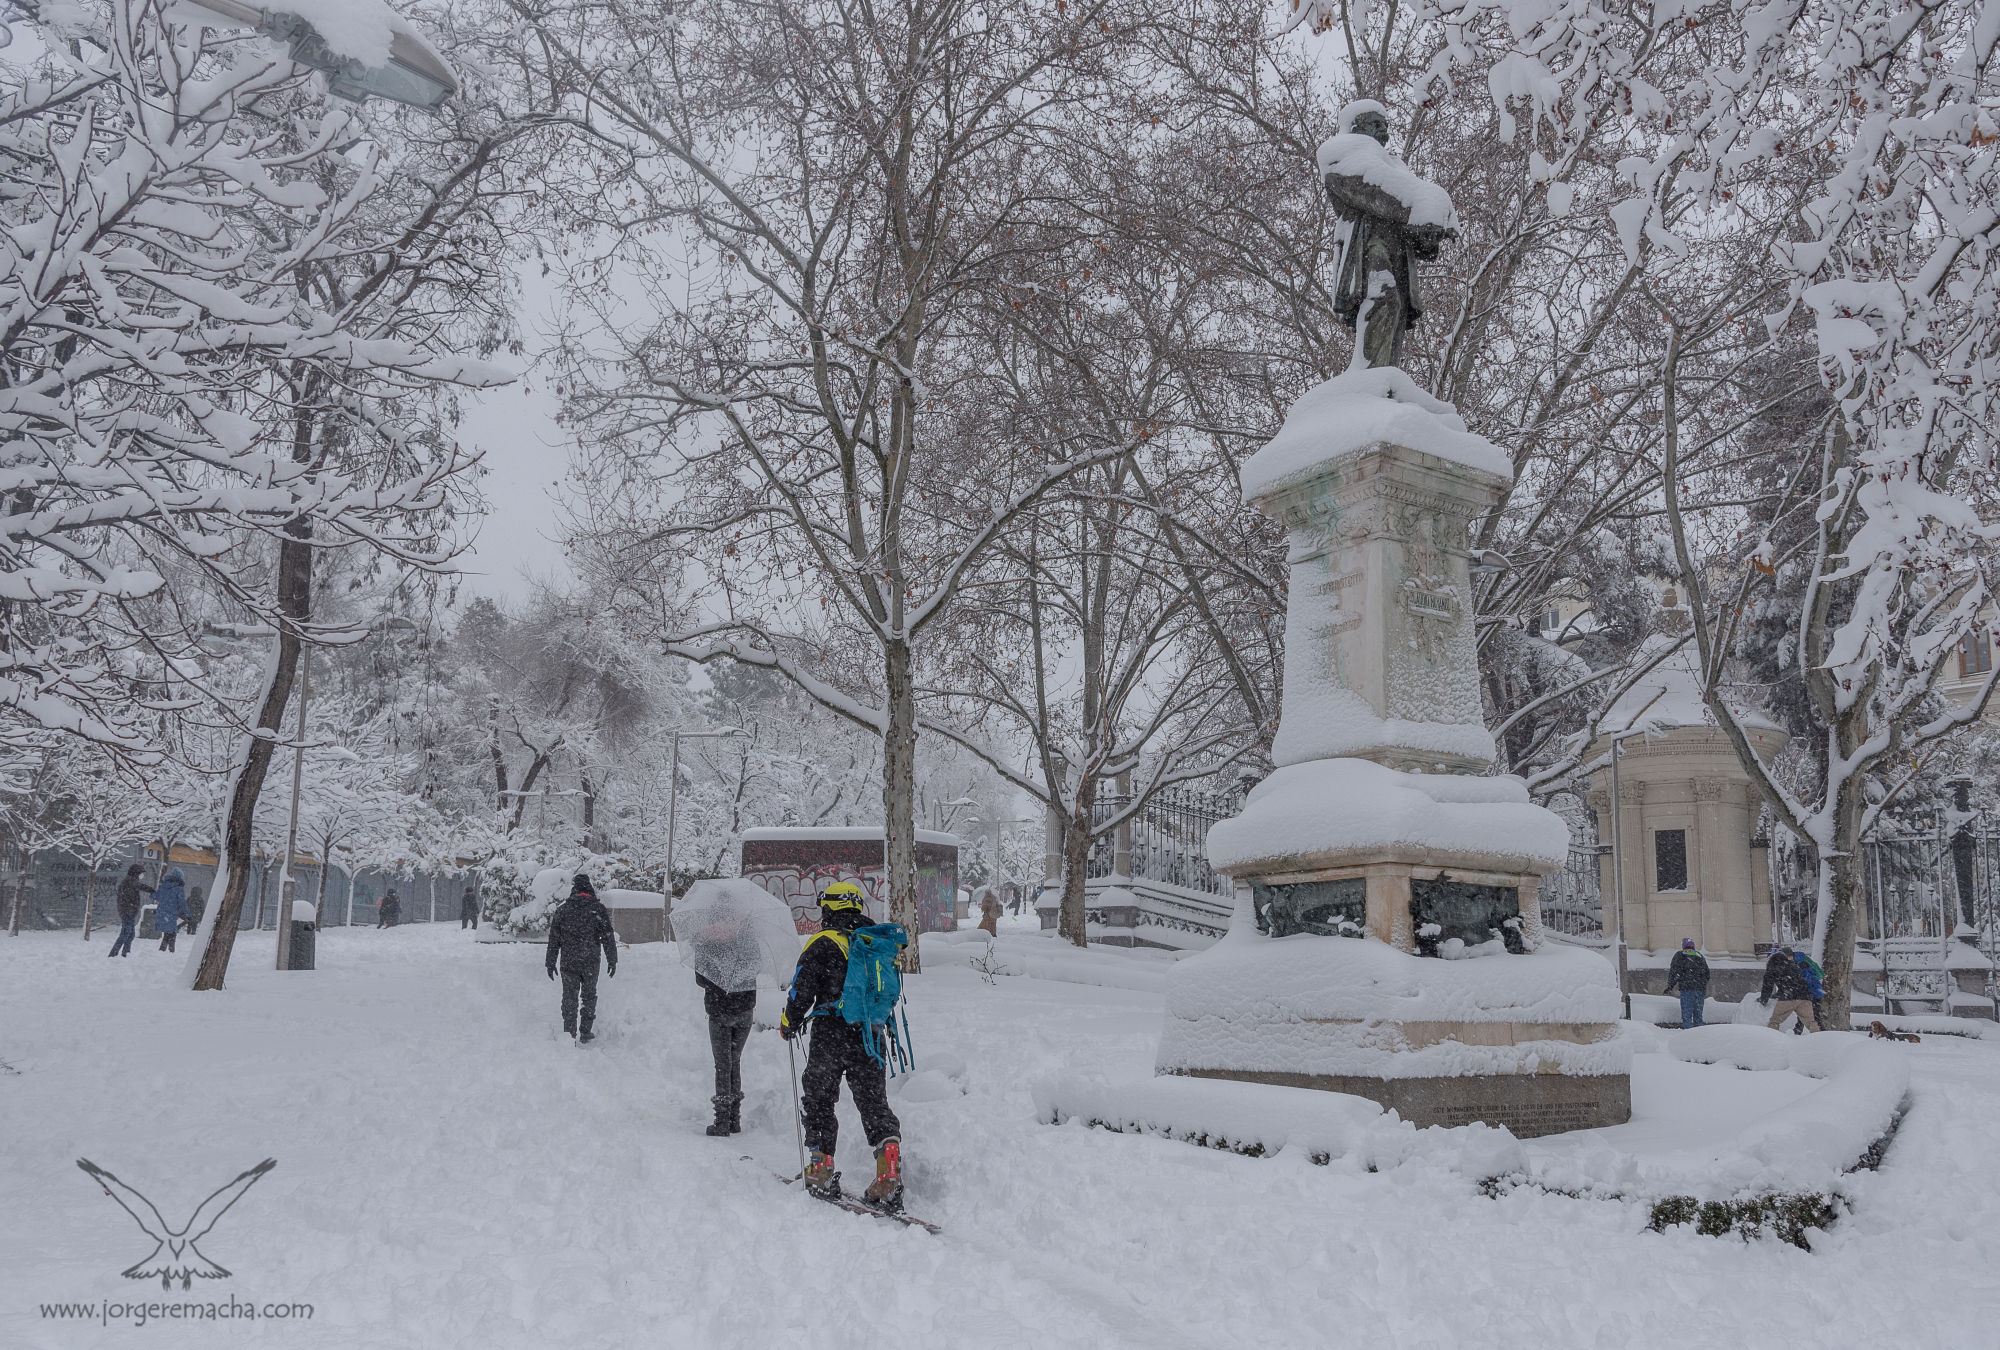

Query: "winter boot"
left=863, top=1137, right=902, bottom=1211
left=579, top=1028, right=596, bottom=1044
left=726, top=1097, right=742, bottom=1135
left=705, top=1098, right=733, bottom=1137
left=803, top=1148, right=840, bottom=1200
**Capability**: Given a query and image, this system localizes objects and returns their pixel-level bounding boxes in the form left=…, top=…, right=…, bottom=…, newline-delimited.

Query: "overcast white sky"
left=453, top=268, right=577, bottom=604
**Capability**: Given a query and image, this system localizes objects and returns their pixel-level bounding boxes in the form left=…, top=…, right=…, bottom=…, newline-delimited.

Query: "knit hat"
left=1682, top=938, right=1696, bottom=950
left=572, top=874, right=595, bottom=895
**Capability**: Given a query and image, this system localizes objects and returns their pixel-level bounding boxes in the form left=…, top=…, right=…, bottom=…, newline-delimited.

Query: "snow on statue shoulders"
left=1316, top=134, right=1458, bottom=232
left=1239, top=366, right=1511, bottom=505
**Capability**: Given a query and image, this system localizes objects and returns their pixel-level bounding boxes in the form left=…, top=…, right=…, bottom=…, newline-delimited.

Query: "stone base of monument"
left=1174, top=1066, right=1631, bottom=1138
left=1158, top=756, right=1631, bottom=1140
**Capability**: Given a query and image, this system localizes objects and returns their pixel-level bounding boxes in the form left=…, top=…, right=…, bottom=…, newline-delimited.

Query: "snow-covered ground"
left=4, top=924, right=1999, bottom=1348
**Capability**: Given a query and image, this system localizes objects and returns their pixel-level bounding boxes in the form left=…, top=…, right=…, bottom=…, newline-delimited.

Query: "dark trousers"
left=157, top=930, right=177, bottom=952
left=461, top=914, right=476, bottom=929
left=560, top=965, right=600, bottom=1035
left=709, top=1010, right=753, bottom=1106
left=108, top=916, right=136, bottom=957
left=800, top=1020, right=900, bottom=1153
left=1677, top=988, right=1704, bottom=1028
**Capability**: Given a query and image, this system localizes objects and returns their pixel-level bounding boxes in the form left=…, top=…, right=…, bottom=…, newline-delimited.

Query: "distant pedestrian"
left=460, top=887, right=480, bottom=930
left=377, top=890, right=401, bottom=929
left=108, top=864, right=152, bottom=958
left=185, top=886, right=206, bottom=932
left=546, top=875, right=617, bottom=1042
left=1760, top=944, right=1817, bottom=1033
left=151, top=869, right=189, bottom=953
left=1007, top=889, right=1022, bottom=916
left=1794, top=950, right=1827, bottom=1030
left=1663, top=938, right=1710, bottom=1028
left=977, top=888, right=1003, bottom=937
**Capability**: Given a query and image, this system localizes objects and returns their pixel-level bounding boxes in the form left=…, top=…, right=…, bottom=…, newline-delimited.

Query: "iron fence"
left=1085, top=788, right=1234, bottom=899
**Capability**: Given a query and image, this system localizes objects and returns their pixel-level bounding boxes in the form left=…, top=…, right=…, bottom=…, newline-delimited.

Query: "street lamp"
left=662, top=729, right=749, bottom=935
left=1603, top=721, right=1664, bottom=1022
left=194, top=0, right=458, bottom=107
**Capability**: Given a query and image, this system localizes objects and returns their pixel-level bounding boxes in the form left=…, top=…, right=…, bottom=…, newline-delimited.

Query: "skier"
left=1759, top=944, right=1817, bottom=1033
left=780, top=881, right=903, bottom=1209
left=1662, top=937, right=1709, bottom=1028
left=377, top=889, right=402, bottom=928
left=460, top=886, right=480, bottom=930
left=546, top=874, right=617, bottom=1042
left=108, top=864, right=153, bottom=958
left=151, top=868, right=189, bottom=952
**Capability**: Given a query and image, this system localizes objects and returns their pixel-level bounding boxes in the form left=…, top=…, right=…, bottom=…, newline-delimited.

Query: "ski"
left=740, top=1156, right=941, bottom=1235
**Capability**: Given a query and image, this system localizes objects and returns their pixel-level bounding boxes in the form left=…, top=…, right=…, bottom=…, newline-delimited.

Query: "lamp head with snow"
left=192, top=0, right=457, bottom=108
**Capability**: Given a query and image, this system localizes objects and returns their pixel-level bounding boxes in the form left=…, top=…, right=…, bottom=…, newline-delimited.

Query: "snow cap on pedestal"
left=1207, top=758, right=1570, bottom=876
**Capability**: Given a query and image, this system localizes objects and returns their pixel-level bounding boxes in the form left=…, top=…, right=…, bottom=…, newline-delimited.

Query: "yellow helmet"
left=819, top=881, right=866, bottom=912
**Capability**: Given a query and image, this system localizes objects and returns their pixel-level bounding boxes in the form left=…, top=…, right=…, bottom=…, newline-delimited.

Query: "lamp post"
left=274, top=655, right=312, bottom=971
left=662, top=729, right=747, bottom=935
left=1605, top=723, right=1659, bottom=1022
left=194, top=0, right=458, bottom=106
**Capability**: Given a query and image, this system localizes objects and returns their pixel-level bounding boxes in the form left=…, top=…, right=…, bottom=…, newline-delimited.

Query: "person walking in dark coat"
left=545, top=875, right=617, bottom=1041
left=781, top=882, right=902, bottom=1206
left=697, top=962, right=758, bottom=1135
left=1662, top=938, right=1710, bottom=1028
left=151, top=869, right=189, bottom=952
left=460, top=887, right=480, bottom=930
left=376, top=890, right=401, bottom=929
left=1760, top=944, right=1817, bottom=1033
left=108, top=864, right=153, bottom=957
left=185, top=886, right=206, bottom=933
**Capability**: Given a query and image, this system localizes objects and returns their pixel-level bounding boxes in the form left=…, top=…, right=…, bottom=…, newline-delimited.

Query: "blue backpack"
left=823, top=923, right=913, bottom=1072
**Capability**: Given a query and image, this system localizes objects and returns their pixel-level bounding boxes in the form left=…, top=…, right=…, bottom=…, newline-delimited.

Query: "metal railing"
left=1084, top=788, right=1234, bottom=899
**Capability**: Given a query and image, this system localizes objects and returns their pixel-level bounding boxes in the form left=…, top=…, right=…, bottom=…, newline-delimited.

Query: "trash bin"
left=287, top=899, right=316, bottom=970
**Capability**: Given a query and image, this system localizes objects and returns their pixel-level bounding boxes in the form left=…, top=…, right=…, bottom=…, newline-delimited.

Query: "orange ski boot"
left=863, top=1137, right=903, bottom=1211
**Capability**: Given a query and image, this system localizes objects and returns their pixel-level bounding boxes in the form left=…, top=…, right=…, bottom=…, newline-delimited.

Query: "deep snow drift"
left=3, top=923, right=1998, bottom=1348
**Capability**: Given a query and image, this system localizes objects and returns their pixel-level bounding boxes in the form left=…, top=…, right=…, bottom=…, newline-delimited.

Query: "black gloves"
left=546, top=967, right=556, bottom=981
left=607, top=965, right=616, bottom=979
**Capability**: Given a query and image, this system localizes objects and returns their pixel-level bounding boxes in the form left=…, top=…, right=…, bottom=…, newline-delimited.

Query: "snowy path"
left=3, top=926, right=1998, bottom=1348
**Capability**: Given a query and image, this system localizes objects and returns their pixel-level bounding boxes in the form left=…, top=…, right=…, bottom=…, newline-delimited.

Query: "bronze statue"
left=1321, top=101, right=1458, bottom=370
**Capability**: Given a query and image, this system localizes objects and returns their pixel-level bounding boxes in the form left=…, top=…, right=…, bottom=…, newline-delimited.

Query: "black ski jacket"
left=697, top=973, right=758, bottom=1020
left=1760, top=950, right=1811, bottom=1002
left=547, top=892, right=618, bottom=974
left=781, top=910, right=869, bottom=1031
left=1663, top=950, right=1710, bottom=994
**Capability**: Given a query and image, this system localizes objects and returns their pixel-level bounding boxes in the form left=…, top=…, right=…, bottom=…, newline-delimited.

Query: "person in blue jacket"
left=1662, top=938, right=1710, bottom=1028
left=150, top=868, right=189, bottom=952
left=1794, top=949, right=1827, bottom=1031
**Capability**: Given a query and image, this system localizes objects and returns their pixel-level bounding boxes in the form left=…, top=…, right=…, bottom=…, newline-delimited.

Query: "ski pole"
left=785, top=1031, right=809, bottom=1181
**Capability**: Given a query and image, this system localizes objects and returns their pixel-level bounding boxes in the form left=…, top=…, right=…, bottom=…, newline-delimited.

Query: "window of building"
left=1655, top=829, right=1688, bottom=892
left=1541, top=605, right=1564, bottom=635
left=1960, top=630, right=1992, bottom=679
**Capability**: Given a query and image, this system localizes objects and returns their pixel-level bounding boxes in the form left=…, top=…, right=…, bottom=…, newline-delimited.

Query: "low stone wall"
left=1178, top=1066, right=1631, bottom=1139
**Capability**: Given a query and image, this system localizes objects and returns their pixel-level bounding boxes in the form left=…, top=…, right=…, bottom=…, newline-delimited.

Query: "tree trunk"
left=82, top=864, right=98, bottom=939
left=882, top=637, right=920, bottom=971
left=1816, top=781, right=1868, bottom=1032
left=191, top=533, right=311, bottom=990
left=1058, top=808, right=1093, bottom=948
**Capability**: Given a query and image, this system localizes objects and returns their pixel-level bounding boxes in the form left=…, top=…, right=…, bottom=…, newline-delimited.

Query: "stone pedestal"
left=1159, top=369, right=1629, bottom=1139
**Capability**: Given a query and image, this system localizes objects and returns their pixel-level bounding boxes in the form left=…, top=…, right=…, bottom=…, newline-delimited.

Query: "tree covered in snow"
left=513, top=0, right=1206, bottom=963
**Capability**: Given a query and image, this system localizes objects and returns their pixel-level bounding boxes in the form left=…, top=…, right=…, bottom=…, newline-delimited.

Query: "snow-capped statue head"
left=1338, top=98, right=1390, bottom=144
